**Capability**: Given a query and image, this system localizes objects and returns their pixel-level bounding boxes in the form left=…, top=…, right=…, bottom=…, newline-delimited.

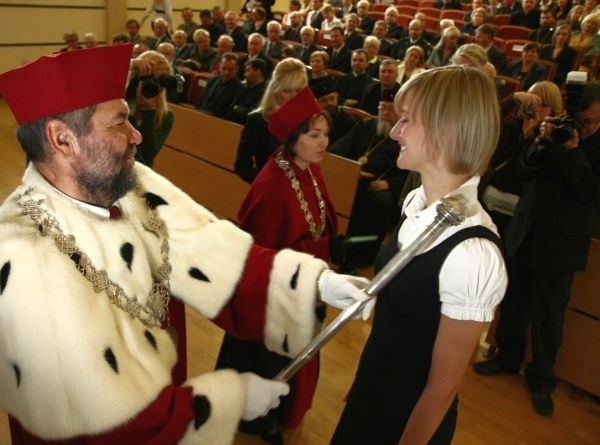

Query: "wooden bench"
left=154, top=104, right=361, bottom=232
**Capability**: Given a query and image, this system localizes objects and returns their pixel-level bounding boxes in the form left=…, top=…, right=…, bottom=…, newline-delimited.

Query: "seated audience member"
left=502, top=41, right=547, bottom=91
left=83, top=32, right=99, bottom=49
left=528, top=8, right=557, bottom=44
left=126, top=18, right=145, bottom=44
left=281, top=45, right=299, bottom=59
left=334, top=49, right=374, bottom=107
left=345, top=14, right=365, bottom=51
left=132, top=42, right=149, bottom=58
left=243, top=0, right=274, bottom=22
left=569, top=12, right=600, bottom=64
left=453, top=43, right=505, bottom=97
left=391, top=19, right=433, bottom=61
left=199, top=9, right=225, bottom=45
left=264, top=21, right=286, bottom=59
left=327, top=26, right=352, bottom=73
left=554, top=0, right=573, bottom=22
left=171, top=29, right=192, bottom=64
left=427, top=26, right=461, bottom=67
left=338, top=0, right=358, bottom=19
left=463, top=0, right=486, bottom=22
left=157, top=41, right=175, bottom=62
left=126, top=50, right=175, bottom=168
left=499, top=0, right=522, bottom=16
left=226, top=58, right=268, bottom=124
left=305, top=0, right=326, bottom=29
left=60, top=31, right=81, bottom=52
left=462, top=7, right=489, bottom=36
left=397, top=45, right=427, bottom=85
left=213, top=6, right=226, bottom=27
left=297, top=26, right=320, bottom=64
left=384, top=7, right=404, bottom=40
left=140, top=0, right=173, bottom=31
left=321, top=4, right=342, bottom=30
left=177, top=28, right=218, bottom=72
left=475, top=23, right=507, bottom=73
left=329, top=98, right=408, bottom=268
left=509, top=0, right=541, bottom=29
left=282, top=0, right=302, bottom=27
left=147, top=17, right=171, bottom=50
left=356, top=0, right=376, bottom=35
left=435, top=0, right=463, bottom=10
left=224, top=10, right=248, bottom=52
left=309, top=50, right=335, bottom=92
left=178, top=6, right=199, bottom=43
left=565, top=5, right=585, bottom=33
left=197, top=53, right=243, bottom=118
left=311, top=82, right=357, bottom=145
left=235, top=58, right=308, bottom=183
left=364, top=36, right=382, bottom=78
left=112, top=33, right=130, bottom=45
left=212, top=34, right=235, bottom=74
left=413, top=12, right=439, bottom=45
left=248, top=7, right=269, bottom=36
left=237, top=33, right=274, bottom=79
left=372, top=20, right=394, bottom=56
left=540, top=24, right=578, bottom=86
left=283, top=11, right=303, bottom=42
left=359, top=59, right=401, bottom=116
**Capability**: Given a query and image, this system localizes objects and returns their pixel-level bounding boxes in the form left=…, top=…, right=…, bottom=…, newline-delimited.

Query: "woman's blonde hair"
left=528, top=81, right=564, bottom=116
left=404, top=45, right=425, bottom=65
left=258, top=58, right=308, bottom=117
left=452, top=43, right=488, bottom=67
left=136, top=50, right=171, bottom=126
left=436, top=26, right=461, bottom=48
left=394, top=66, right=500, bottom=176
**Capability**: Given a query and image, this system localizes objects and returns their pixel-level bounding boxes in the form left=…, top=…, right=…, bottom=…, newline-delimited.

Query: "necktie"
left=109, top=205, right=121, bottom=220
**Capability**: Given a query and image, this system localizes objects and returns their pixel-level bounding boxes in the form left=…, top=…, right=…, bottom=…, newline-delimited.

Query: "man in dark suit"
left=199, top=9, right=226, bottom=46
left=344, top=14, right=365, bottom=51
left=334, top=49, right=374, bottom=106
left=475, top=24, right=507, bottom=72
left=498, top=0, right=522, bottom=14
left=197, top=52, right=243, bottom=118
left=172, top=30, right=192, bottom=65
left=358, top=59, right=400, bottom=116
left=282, top=11, right=303, bottom=42
left=356, top=0, right=375, bottom=35
left=237, top=33, right=274, bottom=79
left=509, top=0, right=541, bottom=29
left=264, top=21, right=286, bottom=59
left=226, top=58, right=268, bottom=124
left=297, top=26, right=320, bottom=65
left=310, top=81, right=357, bottom=145
left=327, top=26, right=352, bottom=73
left=383, top=7, right=404, bottom=40
left=372, top=20, right=394, bottom=56
left=390, top=19, right=432, bottom=61
left=474, top=82, right=600, bottom=418
left=224, top=10, right=248, bottom=52
left=306, top=0, right=325, bottom=29
left=527, top=8, right=556, bottom=44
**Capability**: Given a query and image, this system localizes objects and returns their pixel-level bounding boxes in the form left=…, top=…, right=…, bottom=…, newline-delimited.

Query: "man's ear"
left=45, top=120, right=76, bottom=157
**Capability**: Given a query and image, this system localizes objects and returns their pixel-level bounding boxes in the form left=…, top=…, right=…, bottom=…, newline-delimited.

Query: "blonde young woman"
left=427, top=26, right=462, bottom=67
left=128, top=50, right=174, bottom=168
left=234, top=57, right=308, bottom=183
left=332, top=65, right=507, bottom=445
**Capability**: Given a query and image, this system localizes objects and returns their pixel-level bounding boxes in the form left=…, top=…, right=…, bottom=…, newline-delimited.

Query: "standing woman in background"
left=219, top=87, right=351, bottom=443
left=332, top=66, right=508, bottom=445
left=234, top=58, right=308, bottom=183
left=140, top=0, right=173, bottom=32
left=128, top=50, right=174, bottom=168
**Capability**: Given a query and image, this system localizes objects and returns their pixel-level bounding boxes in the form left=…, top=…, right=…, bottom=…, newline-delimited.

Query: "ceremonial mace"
left=275, top=195, right=468, bottom=382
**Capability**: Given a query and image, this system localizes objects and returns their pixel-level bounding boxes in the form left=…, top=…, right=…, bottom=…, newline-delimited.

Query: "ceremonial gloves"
left=239, top=372, right=290, bottom=421
left=318, top=270, right=375, bottom=320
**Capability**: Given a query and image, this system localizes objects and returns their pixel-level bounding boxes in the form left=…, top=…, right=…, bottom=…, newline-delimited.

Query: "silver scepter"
left=275, top=195, right=468, bottom=382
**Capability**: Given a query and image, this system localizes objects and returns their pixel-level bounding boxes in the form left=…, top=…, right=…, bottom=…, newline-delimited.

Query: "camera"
left=547, top=116, right=578, bottom=145
left=546, top=72, right=587, bottom=145
left=140, top=74, right=185, bottom=98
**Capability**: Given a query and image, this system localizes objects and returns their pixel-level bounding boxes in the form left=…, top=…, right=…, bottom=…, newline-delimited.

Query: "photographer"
left=126, top=50, right=175, bottom=168
left=475, top=81, right=600, bottom=417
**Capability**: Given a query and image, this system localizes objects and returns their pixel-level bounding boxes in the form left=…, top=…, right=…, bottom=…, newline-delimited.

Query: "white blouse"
left=398, top=176, right=507, bottom=322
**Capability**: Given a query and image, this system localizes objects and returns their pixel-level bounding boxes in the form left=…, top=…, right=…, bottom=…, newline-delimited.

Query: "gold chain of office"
left=275, top=151, right=326, bottom=240
left=17, top=187, right=171, bottom=328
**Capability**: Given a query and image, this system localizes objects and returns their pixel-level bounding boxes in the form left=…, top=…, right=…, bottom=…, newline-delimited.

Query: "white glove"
left=318, top=270, right=375, bottom=320
left=239, top=372, right=290, bottom=421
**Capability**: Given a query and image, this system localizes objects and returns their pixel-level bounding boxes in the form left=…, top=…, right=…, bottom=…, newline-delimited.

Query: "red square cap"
left=268, top=87, right=322, bottom=143
left=0, top=44, right=133, bottom=124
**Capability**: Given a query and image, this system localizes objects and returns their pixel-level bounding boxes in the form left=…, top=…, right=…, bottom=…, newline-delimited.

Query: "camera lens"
left=140, top=76, right=160, bottom=98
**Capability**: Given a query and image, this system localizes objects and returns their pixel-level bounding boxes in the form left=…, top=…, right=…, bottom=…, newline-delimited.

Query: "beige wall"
left=0, top=0, right=247, bottom=73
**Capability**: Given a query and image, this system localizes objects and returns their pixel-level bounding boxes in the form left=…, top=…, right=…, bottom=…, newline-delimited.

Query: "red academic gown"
left=225, top=151, right=338, bottom=428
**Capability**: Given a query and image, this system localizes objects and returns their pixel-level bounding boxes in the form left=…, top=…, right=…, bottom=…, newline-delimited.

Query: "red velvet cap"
left=0, top=44, right=133, bottom=124
left=268, top=87, right=322, bottom=143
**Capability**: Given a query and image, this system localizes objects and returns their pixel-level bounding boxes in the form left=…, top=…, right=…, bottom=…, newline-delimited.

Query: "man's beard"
left=73, top=137, right=137, bottom=206
left=377, top=119, right=393, bottom=138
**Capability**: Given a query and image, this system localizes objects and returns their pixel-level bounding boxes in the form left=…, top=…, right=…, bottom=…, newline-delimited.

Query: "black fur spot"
left=282, top=334, right=289, bottom=354
left=12, top=363, right=21, bottom=388
left=104, top=348, right=118, bottom=373
left=144, top=192, right=168, bottom=209
left=189, top=267, right=210, bottom=282
left=193, top=395, right=211, bottom=430
left=289, top=265, right=300, bottom=290
left=1, top=261, right=10, bottom=294
left=69, top=252, right=81, bottom=268
left=144, top=330, right=157, bottom=351
left=315, top=303, right=326, bottom=324
left=120, top=243, right=134, bottom=271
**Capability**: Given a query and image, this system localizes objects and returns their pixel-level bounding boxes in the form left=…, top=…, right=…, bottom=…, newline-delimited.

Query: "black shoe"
left=473, top=358, right=519, bottom=376
left=260, top=427, right=284, bottom=445
left=532, top=392, right=554, bottom=416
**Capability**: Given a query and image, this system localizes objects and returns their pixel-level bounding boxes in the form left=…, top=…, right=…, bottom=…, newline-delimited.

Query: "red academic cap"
left=268, top=87, right=322, bottom=143
left=0, top=44, right=133, bottom=125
